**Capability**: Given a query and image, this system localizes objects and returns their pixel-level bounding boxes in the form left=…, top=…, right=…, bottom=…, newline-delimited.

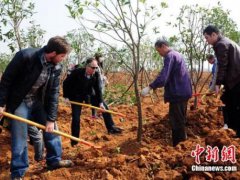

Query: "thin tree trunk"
left=134, top=74, right=143, bottom=142
left=14, top=25, right=22, bottom=50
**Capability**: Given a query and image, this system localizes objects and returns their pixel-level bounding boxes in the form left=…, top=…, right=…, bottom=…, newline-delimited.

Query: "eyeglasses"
left=90, top=66, right=98, bottom=70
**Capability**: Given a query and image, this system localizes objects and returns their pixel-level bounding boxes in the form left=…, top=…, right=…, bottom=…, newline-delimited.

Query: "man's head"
left=44, top=36, right=71, bottom=64
left=207, top=54, right=215, bottom=64
left=85, top=57, right=99, bottom=75
left=203, top=25, right=220, bottom=45
left=155, top=39, right=170, bottom=57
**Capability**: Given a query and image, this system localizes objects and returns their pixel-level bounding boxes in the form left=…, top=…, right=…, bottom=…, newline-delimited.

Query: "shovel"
left=192, top=92, right=215, bottom=97
left=69, top=100, right=126, bottom=118
left=2, top=112, right=101, bottom=149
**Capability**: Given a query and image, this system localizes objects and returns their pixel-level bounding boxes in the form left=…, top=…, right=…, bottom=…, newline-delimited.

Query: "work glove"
left=215, top=85, right=220, bottom=94
left=0, top=107, right=5, bottom=119
left=141, top=86, right=151, bottom=97
left=64, top=98, right=70, bottom=105
left=99, top=103, right=106, bottom=112
left=99, top=103, right=105, bottom=109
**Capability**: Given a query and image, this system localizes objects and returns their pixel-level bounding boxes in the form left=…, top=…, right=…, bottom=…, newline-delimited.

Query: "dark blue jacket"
left=0, top=47, right=62, bottom=121
left=150, top=50, right=192, bottom=103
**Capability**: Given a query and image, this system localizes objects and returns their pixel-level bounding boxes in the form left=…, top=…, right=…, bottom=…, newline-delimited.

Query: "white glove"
left=141, top=86, right=151, bottom=96
left=64, top=98, right=70, bottom=105
left=215, top=85, right=220, bottom=95
left=99, top=103, right=106, bottom=112
left=0, top=106, right=5, bottom=119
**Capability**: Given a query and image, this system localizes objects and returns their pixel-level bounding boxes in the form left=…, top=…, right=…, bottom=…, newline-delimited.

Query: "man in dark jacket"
left=203, top=25, right=240, bottom=137
left=141, top=39, right=192, bottom=147
left=0, top=36, right=73, bottom=180
left=63, top=57, right=122, bottom=147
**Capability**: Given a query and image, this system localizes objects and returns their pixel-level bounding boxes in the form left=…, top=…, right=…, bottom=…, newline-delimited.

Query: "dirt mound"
left=0, top=95, right=239, bottom=179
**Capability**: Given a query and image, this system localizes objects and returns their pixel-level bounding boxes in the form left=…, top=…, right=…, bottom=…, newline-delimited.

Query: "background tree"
left=21, top=21, right=46, bottom=48
left=0, top=0, right=35, bottom=52
left=66, top=28, right=95, bottom=65
left=0, top=53, right=12, bottom=74
left=208, top=2, right=240, bottom=43
left=66, top=0, right=167, bottom=142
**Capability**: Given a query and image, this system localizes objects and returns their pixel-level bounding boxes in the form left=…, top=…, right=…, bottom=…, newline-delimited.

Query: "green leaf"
left=9, top=44, right=15, bottom=52
left=78, top=7, right=84, bottom=15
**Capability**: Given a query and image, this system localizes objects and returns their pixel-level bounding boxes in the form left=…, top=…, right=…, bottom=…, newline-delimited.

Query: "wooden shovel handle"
left=69, top=100, right=126, bottom=118
left=3, top=112, right=101, bottom=149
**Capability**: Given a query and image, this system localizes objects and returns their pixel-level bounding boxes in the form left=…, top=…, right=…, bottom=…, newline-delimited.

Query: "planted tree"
left=66, top=0, right=167, bottom=142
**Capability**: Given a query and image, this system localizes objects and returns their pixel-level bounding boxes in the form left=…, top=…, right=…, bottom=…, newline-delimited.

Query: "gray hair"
left=155, top=39, right=169, bottom=48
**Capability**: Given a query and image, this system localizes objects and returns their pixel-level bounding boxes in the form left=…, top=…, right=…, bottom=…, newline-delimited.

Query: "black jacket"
left=0, top=47, right=62, bottom=121
left=63, top=68, right=103, bottom=104
left=213, top=36, right=240, bottom=89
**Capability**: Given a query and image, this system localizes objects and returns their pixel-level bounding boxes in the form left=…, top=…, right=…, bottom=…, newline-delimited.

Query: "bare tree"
left=66, top=0, right=167, bottom=141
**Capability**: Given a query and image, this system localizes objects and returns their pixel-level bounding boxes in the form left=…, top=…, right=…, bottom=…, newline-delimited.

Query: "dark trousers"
left=71, top=96, right=115, bottom=143
left=221, top=82, right=240, bottom=137
left=86, top=95, right=97, bottom=116
left=222, top=106, right=229, bottom=125
left=169, top=101, right=188, bottom=147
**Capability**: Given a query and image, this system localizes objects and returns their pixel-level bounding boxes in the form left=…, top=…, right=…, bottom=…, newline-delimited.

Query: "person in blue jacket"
left=206, top=54, right=228, bottom=129
left=207, top=54, right=218, bottom=92
left=141, top=39, right=192, bottom=147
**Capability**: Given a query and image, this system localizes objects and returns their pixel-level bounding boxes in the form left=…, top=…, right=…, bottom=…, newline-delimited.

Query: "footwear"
left=12, top=177, right=23, bottom=180
left=223, top=124, right=228, bottom=129
left=47, top=160, right=74, bottom=170
left=71, top=141, right=78, bottom=147
left=35, top=155, right=45, bottom=162
left=91, top=114, right=102, bottom=119
left=108, top=126, right=123, bottom=134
